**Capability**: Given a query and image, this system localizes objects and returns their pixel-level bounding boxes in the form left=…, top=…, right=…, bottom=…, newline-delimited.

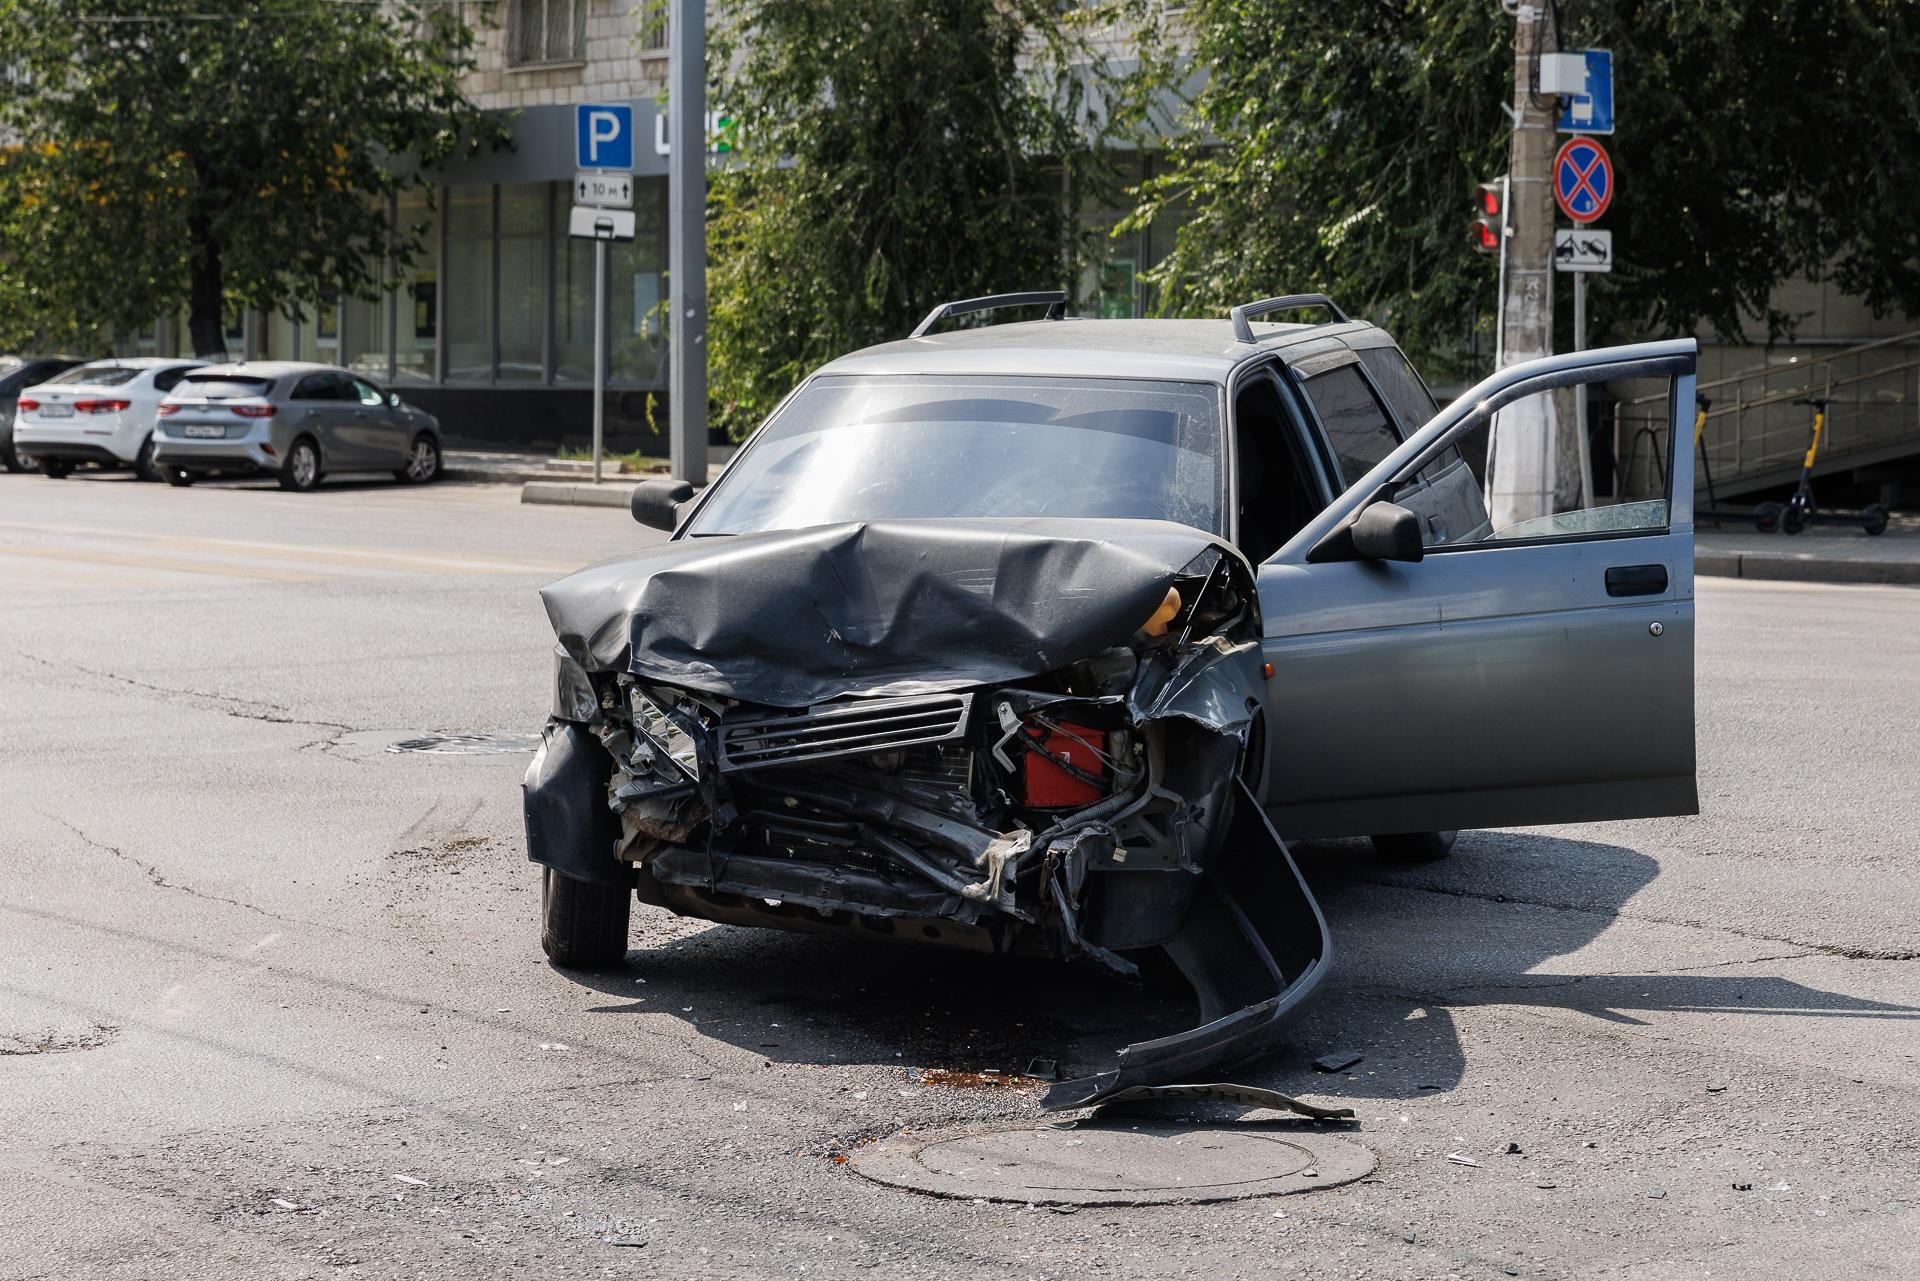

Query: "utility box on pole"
left=668, top=0, right=709, bottom=486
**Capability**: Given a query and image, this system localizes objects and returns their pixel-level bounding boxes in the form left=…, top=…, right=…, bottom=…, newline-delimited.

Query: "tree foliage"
left=1131, top=0, right=1920, bottom=377
left=705, top=0, right=1132, bottom=436
left=0, top=0, right=505, bottom=355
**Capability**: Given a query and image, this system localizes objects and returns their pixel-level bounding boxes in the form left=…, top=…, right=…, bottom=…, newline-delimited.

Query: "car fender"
left=523, top=719, right=636, bottom=888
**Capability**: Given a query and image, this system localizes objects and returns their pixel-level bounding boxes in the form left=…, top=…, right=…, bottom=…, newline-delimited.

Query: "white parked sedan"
left=13, top=358, right=208, bottom=481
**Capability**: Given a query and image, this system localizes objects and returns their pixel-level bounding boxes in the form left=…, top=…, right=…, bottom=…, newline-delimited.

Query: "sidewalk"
left=1696, top=516, right=1920, bottom=586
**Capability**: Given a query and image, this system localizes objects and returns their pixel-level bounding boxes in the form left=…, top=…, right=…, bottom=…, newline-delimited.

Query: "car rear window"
left=49, top=364, right=144, bottom=387
left=180, top=374, right=275, bottom=399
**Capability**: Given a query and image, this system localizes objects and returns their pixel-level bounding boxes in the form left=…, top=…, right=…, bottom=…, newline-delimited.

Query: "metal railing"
left=1614, top=330, right=1920, bottom=500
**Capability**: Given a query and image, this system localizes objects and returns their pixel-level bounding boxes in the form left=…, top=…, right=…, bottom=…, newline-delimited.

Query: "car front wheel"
left=396, top=433, right=441, bottom=484
left=540, top=867, right=631, bottom=969
left=1370, top=831, right=1458, bottom=862
left=278, top=437, right=321, bottom=493
left=134, top=435, right=165, bottom=483
left=40, top=462, right=71, bottom=479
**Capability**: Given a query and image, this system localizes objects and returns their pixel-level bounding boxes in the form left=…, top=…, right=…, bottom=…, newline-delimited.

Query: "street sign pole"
left=668, top=0, right=708, bottom=486
left=1573, top=269, right=1594, bottom=509
left=593, top=237, right=607, bottom=485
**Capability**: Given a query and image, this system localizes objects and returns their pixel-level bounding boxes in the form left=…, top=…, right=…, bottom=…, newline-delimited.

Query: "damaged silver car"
left=525, top=292, right=1700, bottom=1107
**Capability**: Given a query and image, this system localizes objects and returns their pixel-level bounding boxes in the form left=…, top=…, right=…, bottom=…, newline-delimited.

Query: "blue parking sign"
left=1556, top=49, right=1614, bottom=135
left=576, top=103, right=634, bottom=170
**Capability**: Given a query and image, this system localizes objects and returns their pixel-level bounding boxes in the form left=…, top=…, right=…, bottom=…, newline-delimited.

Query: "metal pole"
left=1573, top=269, right=1595, bottom=509
left=592, top=237, right=606, bottom=484
left=668, top=0, right=709, bottom=485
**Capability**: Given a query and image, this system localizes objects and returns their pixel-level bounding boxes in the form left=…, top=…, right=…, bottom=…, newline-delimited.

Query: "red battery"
left=1021, top=721, right=1107, bottom=808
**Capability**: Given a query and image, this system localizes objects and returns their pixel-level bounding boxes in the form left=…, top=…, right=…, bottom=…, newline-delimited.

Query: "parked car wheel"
left=396, top=433, right=441, bottom=484
left=1370, top=831, right=1458, bottom=861
left=278, top=437, right=322, bottom=493
left=164, top=467, right=195, bottom=487
left=539, top=867, right=631, bottom=969
left=40, top=461, right=71, bottom=480
left=0, top=443, right=22, bottom=472
left=133, top=435, right=165, bottom=483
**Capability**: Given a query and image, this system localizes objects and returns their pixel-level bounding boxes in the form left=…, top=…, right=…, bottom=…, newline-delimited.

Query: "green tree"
left=704, top=0, right=1132, bottom=436
left=0, top=0, right=506, bottom=356
left=1130, top=1, right=1920, bottom=377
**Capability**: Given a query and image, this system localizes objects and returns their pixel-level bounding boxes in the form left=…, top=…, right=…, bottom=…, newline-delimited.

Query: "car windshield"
left=686, top=375, right=1224, bottom=536
left=49, top=365, right=143, bottom=387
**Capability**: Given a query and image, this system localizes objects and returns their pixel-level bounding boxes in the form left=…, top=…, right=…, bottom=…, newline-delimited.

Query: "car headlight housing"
left=630, top=686, right=701, bottom=781
left=550, top=649, right=600, bottom=723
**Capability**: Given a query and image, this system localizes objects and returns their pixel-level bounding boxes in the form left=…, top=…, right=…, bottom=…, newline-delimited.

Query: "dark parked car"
left=0, top=355, right=86, bottom=471
left=525, top=292, right=1700, bottom=1105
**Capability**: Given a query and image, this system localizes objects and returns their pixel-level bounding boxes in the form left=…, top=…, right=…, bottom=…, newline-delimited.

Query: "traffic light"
left=1472, top=180, right=1504, bottom=255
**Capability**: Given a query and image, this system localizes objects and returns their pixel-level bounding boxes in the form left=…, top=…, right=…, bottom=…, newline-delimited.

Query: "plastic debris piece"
left=1733, top=1182, right=1753, bottom=1192
left=1025, top=1057, right=1059, bottom=1081
left=1312, top=1051, right=1363, bottom=1073
left=1505, top=1142, right=1523, bottom=1155
left=1445, top=1153, right=1482, bottom=1168
left=1648, top=1190, right=1667, bottom=1200
left=271, top=1198, right=302, bottom=1210
left=390, top=1174, right=428, bottom=1186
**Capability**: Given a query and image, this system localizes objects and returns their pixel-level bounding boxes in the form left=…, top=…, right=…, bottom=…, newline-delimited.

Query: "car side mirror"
left=631, top=477, right=695, bottom=532
left=387, top=391, right=401, bottom=408
left=1350, top=501, right=1425, bottom=563
left=1305, top=491, right=1426, bottom=565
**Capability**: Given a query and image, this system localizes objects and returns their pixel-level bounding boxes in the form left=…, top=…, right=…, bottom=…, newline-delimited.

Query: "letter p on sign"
left=575, top=103, right=634, bottom=171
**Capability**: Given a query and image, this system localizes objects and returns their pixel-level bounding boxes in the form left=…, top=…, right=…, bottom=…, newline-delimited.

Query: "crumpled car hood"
left=540, top=516, right=1242, bottom=708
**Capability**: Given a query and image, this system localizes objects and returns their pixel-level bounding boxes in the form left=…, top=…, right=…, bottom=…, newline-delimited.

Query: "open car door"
left=1258, top=339, right=1697, bottom=838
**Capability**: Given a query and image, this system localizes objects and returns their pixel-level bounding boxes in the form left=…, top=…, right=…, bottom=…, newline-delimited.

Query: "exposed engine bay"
left=526, top=517, right=1332, bottom=1107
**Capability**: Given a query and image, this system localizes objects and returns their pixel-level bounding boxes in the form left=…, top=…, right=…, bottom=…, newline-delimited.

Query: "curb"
left=520, top=479, right=639, bottom=509
left=1695, top=552, right=1920, bottom=586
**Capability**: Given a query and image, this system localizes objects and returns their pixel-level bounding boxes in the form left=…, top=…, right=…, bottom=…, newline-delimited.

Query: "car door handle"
left=1605, top=564, right=1668, bottom=597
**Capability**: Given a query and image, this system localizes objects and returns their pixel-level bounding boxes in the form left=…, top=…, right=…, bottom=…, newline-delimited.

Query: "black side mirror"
left=631, top=477, right=694, bottom=532
left=1349, top=501, right=1425, bottom=563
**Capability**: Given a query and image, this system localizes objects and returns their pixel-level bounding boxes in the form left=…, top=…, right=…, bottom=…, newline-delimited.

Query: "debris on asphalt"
left=1025, top=1057, right=1059, bottom=1080
left=1445, top=1153, right=1482, bottom=1168
left=1312, top=1051, right=1364, bottom=1073
left=271, top=1198, right=303, bottom=1210
left=1535, top=1182, right=1558, bottom=1189
left=1505, top=1142, right=1523, bottom=1154
left=1733, top=1182, right=1753, bottom=1191
left=537, top=1042, right=569, bottom=1052
left=390, top=1174, right=427, bottom=1186
left=1707, top=1081, right=1728, bottom=1092
left=1648, top=1190, right=1667, bottom=1200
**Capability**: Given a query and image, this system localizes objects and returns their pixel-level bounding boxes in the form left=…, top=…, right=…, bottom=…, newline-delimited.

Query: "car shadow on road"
left=557, top=827, right=1919, bottom=1099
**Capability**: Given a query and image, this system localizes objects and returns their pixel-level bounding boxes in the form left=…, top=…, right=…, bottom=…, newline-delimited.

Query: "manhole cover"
left=387, top=733, right=543, bottom=755
left=848, top=1121, right=1373, bottom=1206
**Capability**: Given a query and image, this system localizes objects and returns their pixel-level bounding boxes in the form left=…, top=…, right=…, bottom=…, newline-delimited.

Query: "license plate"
left=38, top=404, right=71, bottom=418
left=182, top=424, right=225, bottom=438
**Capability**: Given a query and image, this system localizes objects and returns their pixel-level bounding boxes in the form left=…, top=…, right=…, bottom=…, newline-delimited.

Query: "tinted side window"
left=292, top=373, right=334, bottom=401
left=1302, top=364, right=1400, bottom=487
left=1358, top=347, right=1439, bottom=432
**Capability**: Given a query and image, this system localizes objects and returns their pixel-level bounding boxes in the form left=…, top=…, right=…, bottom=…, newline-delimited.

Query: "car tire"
left=278, top=437, right=322, bottom=493
left=164, top=467, right=195, bottom=487
left=540, top=867, right=631, bottom=969
left=40, top=462, right=71, bottom=479
left=133, top=434, right=165, bottom=483
left=395, top=433, right=441, bottom=484
left=1370, top=831, right=1458, bottom=862
left=0, top=443, right=20, bottom=472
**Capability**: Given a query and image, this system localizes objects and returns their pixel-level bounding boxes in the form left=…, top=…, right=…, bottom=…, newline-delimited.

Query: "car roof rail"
left=1230, top=293, right=1350, bottom=343
left=909, top=290, right=1069, bottom=339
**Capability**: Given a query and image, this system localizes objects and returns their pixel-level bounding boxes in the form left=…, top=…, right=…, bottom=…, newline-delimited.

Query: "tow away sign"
left=1555, top=228, right=1613, bottom=273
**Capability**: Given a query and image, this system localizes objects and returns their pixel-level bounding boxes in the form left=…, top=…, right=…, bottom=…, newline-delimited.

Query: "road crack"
left=1325, top=872, right=1920, bottom=962
left=14, top=651, right=359, bottom=734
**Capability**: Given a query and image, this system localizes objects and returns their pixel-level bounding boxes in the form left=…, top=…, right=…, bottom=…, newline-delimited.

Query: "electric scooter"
left=1692, top=395, right=1776, bottom=530
left=1754, top=397, right=1890, bottom=535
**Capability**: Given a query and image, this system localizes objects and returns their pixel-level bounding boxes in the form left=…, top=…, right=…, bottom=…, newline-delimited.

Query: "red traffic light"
left=1472, top=179, right=1504, bottom=255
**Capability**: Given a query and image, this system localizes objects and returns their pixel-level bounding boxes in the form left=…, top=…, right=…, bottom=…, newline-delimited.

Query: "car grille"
left=717, top=692, right=973, bottom=772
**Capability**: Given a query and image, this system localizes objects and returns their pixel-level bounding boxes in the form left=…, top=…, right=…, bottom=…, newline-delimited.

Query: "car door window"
left=1233, top=371, right=1326, bottom=564
left=1399, top=376, right=1676, bottom=545
left=351, top=377, right=386, bottom=408
left=291, top=374, right=333, bottom=401
left=1301, top=364, right=1401, bottom=488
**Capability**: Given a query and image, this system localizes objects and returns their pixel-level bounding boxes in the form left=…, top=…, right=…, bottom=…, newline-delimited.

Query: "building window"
left=393, top=189, right=439, bottom=384
left=510, top=0, right=587, bottom=65
left=445, top=186, right=494, bottom=382
left=636, top=0, right=668, bottom=55
left=498, top=184, right=549, bottom=381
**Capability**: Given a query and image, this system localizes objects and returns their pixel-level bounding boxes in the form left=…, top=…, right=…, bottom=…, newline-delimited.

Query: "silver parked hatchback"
left=152, top=361, right=443, bottom=492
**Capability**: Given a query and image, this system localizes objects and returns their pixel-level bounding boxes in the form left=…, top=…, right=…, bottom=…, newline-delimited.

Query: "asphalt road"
left=2, top=472, right=1916, bottom=1280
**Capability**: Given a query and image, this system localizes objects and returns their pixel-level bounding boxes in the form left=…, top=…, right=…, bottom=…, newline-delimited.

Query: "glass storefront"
left=119, top=178, right=670, bottom=394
